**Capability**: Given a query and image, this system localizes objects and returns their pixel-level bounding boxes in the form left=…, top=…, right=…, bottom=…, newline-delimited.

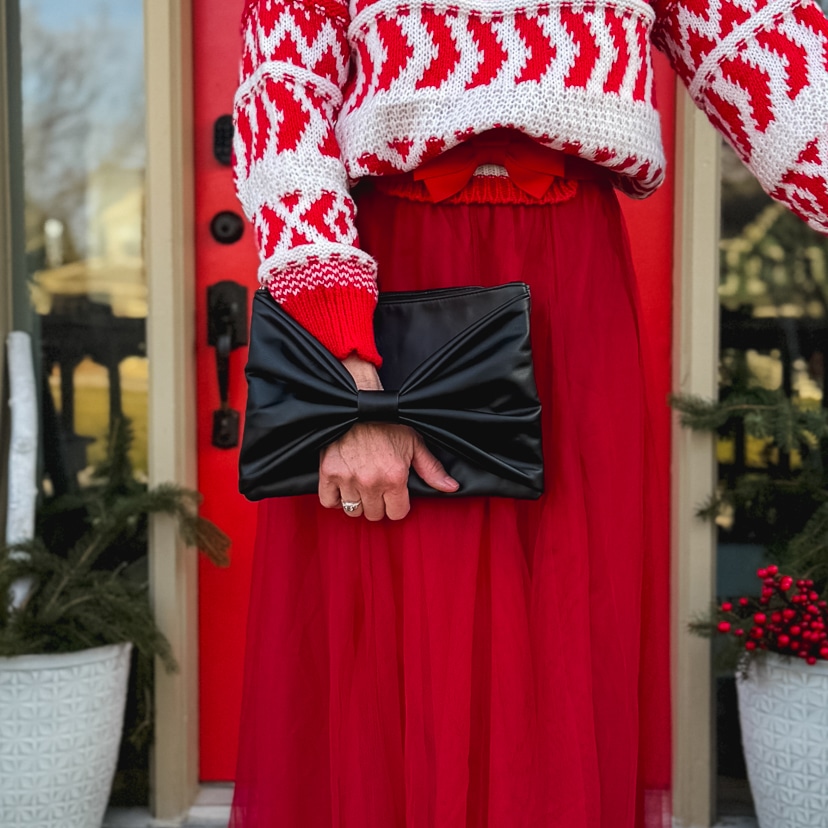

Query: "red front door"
left=191, top=1, right=676, bottom=781
left=193, top=0, right=256, bottom=782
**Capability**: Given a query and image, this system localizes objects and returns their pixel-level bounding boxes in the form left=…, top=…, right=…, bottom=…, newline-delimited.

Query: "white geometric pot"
left=737, top=652, right=828, bottom=828
left=0, top=643, right=132, bottom=828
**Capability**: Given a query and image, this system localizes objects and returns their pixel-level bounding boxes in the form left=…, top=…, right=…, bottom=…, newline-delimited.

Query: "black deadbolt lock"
left=207, top=281, right=248, bottom=449
left=211, top=210, right=245, bottom=245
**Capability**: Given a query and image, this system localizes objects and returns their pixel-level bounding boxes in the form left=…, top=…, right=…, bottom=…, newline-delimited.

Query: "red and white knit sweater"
left=233, top=0, right=828, bottom=364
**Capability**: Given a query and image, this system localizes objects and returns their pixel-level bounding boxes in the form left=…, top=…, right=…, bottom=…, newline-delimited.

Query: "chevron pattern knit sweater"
left=233, top=0, right=828, bottom=364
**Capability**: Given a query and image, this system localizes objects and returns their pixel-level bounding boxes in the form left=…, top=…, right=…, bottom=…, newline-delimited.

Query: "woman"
left=230, top=1, right=828, bottom=825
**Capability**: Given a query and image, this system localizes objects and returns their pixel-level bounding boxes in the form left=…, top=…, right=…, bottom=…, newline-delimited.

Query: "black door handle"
left=207, top=281, right=248, bottom=448
left=213, top=114, right=234, bottom=166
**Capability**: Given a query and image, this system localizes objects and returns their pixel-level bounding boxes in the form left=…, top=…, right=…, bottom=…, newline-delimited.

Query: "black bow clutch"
left=238, top=282, right=543, bottom=500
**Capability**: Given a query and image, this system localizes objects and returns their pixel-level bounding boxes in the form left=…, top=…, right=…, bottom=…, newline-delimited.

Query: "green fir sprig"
left=672, top=386, right=828, bottom=670
left=670, top=389, right=827, bottom=454
left=0, top=418, right=230, bottom=744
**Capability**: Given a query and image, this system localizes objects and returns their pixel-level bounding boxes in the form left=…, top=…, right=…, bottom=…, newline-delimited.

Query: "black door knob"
left=210, top=211, right=245, bottom=245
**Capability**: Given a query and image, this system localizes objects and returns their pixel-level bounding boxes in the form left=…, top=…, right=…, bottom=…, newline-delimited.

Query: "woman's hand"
left=318, top=355, right=459, bottom=520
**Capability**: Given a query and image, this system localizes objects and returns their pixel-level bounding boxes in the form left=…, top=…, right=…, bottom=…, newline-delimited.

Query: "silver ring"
left=341, top=500, right=362, bottom=514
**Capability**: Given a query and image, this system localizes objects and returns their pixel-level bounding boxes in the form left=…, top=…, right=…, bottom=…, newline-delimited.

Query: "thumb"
left=411, top=437, right=459, bottom=493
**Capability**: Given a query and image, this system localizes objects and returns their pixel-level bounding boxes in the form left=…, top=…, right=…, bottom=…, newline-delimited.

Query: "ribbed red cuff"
left=277, top=284, right=382, bottom=367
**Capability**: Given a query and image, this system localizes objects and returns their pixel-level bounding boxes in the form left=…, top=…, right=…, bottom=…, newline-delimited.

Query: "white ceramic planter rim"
left=0, top=641, right=130, bottom=671
left=745, top=651, right=828, bottom=676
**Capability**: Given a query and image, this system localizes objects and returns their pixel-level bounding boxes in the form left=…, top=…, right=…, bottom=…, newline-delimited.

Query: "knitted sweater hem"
left=337, top=0, right=664, bottom=196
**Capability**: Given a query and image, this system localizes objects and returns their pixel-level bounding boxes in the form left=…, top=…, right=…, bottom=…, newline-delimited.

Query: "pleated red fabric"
left=230, top=179, right=672, bottom=828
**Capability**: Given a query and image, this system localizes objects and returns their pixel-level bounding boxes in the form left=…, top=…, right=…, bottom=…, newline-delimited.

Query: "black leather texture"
left=239, top=283, right=544, bottom=500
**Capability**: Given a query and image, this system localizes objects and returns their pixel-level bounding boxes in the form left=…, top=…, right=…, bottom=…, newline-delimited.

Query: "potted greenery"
left=673, top=389, right=828, bottom=828
left=694, top=568, right=828, bottom=828
left=0, top=419, right=229, bottom=827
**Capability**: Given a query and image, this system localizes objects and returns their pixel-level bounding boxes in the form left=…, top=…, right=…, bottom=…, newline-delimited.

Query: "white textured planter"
left=737, top=653, right=828, bottom=828
left=0, top=643, right=132, bottom=828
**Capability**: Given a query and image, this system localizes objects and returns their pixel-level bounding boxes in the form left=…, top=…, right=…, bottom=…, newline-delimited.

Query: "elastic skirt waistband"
left=370, top=171, right=581, bottom=206
left=368, top=129, right=612, bottom=206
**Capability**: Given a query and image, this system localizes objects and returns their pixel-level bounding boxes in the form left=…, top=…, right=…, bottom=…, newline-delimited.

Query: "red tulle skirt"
left=230, top=179, right=671, bottom=828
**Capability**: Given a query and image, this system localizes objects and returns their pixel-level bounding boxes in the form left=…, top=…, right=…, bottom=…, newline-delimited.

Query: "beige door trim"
left=144, top=0, right=200, bottom=819
left=670, top=86, right=720, bottom=827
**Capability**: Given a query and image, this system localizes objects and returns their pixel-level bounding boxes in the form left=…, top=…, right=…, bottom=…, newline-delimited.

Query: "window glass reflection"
left=719, top=141, right=828, bottom=467
left=716, top=133, right=828, bottom=817
left=20, top=0, right=146, bottom=488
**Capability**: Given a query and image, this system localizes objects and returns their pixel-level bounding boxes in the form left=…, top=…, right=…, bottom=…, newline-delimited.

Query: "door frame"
left=670, top=88, right=720, bottom=828
left=144, top=0, right=200, bottom=819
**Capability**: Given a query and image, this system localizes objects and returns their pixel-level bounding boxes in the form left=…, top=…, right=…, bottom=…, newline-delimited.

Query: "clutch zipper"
left=378, top=283, right=529, bottom=305
left=256, top=284, right=530, bottom=305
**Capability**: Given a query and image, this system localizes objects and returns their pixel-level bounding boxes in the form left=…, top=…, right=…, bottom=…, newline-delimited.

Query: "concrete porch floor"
left=104, top=785, right=233, bottom=828
left=103, top=786, right=759, bottom=828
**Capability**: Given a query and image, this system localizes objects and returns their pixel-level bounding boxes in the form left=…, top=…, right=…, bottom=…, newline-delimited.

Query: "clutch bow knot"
left=357, top=390, right=400, bottom=422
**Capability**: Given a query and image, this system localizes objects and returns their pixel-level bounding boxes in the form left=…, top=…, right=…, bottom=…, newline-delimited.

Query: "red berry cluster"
left=716, top=566, right=828, bottom=665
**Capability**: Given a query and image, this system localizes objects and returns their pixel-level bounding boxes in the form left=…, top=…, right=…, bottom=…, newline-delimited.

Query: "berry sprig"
left=716, top=566, right=828, bottom=665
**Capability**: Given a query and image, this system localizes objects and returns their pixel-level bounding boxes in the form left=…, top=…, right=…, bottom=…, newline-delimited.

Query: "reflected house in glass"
left=713, top=138, right=828, bottom=815
left=30, top=163, right=146, bottom=489
left=718, top=143, right=828, bottom=479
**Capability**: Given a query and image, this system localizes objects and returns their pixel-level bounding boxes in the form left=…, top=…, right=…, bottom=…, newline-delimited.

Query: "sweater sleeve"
left=652, top=0, right=828, bottom=234
left=233, top=0, right=382, bottom=365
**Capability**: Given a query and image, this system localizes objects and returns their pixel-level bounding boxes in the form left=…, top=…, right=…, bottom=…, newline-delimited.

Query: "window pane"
left=19, top=0, right=146, bottom=487
left=716, top=133, right=828, bottom=817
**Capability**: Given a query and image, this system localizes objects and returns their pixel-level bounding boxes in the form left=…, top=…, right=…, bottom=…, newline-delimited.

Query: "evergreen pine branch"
left=695, top=492, right=724, bottom=522
left=687, top=616, right=717, bottom=638
left=692, top=473, right=828, bottom=546
left=673, top=388, right=828, bottom=595
left=130, top=655, right=155, bottom=748
left=32, top=486, right=229, bottom=621
left=687, top=613, right=748, bottom=675
left=669, top=390, right=828, bottom=451
left=139, top=484, right=231, bottom=567
left=91, top=415, right=135, bottom=493
left=781, top=502, right=828, bottom=585
left=670, top=390, right=780, bottom=432
left=0, top=415, right=230, bottom=746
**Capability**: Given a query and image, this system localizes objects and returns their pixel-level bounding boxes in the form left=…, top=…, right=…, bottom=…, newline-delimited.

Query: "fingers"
left=318, top=470, right=343, bottom=510
left=411, top=438, right=459, bottom=493
left=319, top=461, right=393, bottom=522
left=320, top=462, right=366, bottom=518
left=383, top=485, right=411, bottom=521
left=323, top=483, right=403, bottom=522
left=353, top=468, right=408, bottom=521
left=359, top=488, right=385, bottom=522
left=319, top=425, right=450, bottom=521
